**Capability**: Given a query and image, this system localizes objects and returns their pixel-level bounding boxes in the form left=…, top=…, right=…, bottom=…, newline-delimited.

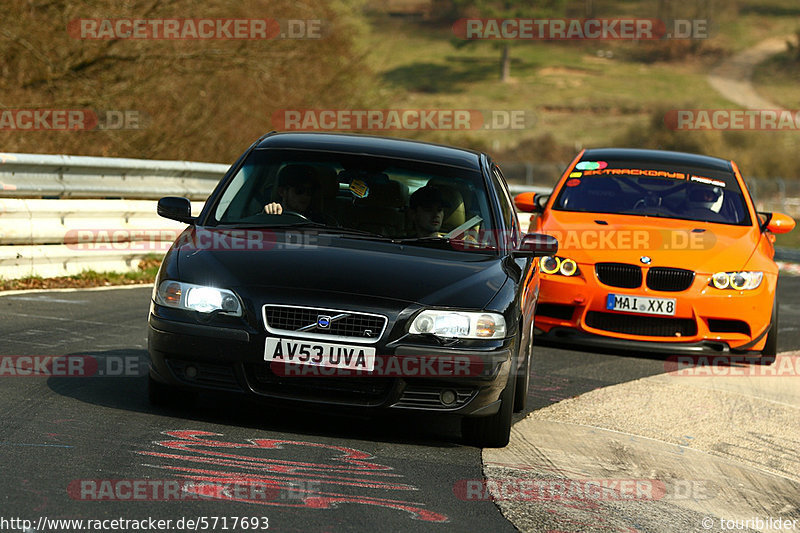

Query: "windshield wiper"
left=287, top=223, right=400, bottom=241
left=395, top=236, right=450, bottom=243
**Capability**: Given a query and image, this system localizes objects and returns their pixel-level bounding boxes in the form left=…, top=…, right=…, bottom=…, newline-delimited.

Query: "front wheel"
left=514, top=326, right=532, bottom=413
left=462, top=368, right=515, bottom=448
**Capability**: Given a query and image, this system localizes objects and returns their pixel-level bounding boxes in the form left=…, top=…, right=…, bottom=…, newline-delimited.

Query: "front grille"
left=536, top=303, right=575, bottom=320
left=263, top=305, right=387, bottom=343
left=595, top=263, right=642, bottom=289
left=585, top=311, right=697, bottom=337
left=646, top=267, right=695, bottom=292
left=392, top=386, right=476, bottom=410
left=707, top=319, right=750, bottom=336
left=245, top=363, right=394, bottom=406
left=166, top=360, right=240, bottom=390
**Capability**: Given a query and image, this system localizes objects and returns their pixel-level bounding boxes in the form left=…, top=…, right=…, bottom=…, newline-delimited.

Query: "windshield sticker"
left=582, top=168, right=688, bottom=179
left=690, top=175, right=727, bottom=188
left=569, top=171, right=582, bottom=178
left=566, top=178, right=582, bottom=187
left=575, top=161, right=608, bottom=170
left=349, top=179, right=369, bottom=198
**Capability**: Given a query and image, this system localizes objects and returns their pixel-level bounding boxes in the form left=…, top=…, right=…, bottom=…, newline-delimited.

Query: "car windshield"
left=553, top=160, right=752, bottom=226
left=208, top=148, right=497, bottom=249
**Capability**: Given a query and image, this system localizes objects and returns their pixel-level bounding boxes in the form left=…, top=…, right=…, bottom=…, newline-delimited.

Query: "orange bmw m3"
left=516, top=148, right=795, bottom=359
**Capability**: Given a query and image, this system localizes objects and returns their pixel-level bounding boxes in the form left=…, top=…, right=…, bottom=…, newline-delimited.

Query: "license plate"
left=606, top=294, right=676, bottom=316
left=264, top=338, right=376, bottom=372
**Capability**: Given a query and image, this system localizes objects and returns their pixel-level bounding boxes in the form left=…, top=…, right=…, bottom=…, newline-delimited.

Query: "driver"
left=408, top=185, right=449, bottom=237
left=687, top=184, right=724, bottom=214
left=264, top=164, right=326, bottom=221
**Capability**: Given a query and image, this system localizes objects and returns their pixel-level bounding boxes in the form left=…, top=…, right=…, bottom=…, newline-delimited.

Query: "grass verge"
left=0, top=256, right=162, bottom=292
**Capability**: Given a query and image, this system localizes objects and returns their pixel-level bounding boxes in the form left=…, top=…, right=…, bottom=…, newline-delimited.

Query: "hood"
left=173, top=228, right=508, bottom=310
left=541, top=211, right=760, bottom=274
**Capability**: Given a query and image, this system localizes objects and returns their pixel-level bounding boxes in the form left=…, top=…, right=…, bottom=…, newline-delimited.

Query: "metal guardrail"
left=0, top=152, right=228, bottom=200
left=0, top=152, right=221, bottom=279
left=0, top=152, right=798, bottom=280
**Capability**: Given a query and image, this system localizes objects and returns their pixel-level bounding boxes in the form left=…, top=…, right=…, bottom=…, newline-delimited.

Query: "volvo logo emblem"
left=317, top=315, right=331, bottom=328
left=640, top=256, right=652, bottom=264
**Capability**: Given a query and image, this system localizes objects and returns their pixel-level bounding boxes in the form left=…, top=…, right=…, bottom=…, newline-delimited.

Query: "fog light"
left=185, top=366, right=198, bottom=380
left=440, top=389, right=457, bottom=406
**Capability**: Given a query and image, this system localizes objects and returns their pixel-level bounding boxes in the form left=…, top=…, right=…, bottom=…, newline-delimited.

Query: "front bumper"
left=148, top=313, right=513, bottom=416
left=534, top=269, right=776, bottom=352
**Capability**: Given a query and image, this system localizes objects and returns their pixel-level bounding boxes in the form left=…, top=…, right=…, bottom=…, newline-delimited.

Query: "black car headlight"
left=154, top=280, right=243, bottom=316
left=709, top=271, right=763, bottom=291
left=409, top=310, right=506, bottom=339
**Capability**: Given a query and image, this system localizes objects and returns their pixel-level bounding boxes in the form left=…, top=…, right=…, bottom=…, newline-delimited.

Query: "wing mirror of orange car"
left=513, top=233, right=559, bottom=258
left=759, top=211, right=796, bottom=234
left=514, top=192, right=549, bottom=213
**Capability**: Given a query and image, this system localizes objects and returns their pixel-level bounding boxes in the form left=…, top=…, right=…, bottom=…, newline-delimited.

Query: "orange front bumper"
left=533, top=266, right=776, bottom=352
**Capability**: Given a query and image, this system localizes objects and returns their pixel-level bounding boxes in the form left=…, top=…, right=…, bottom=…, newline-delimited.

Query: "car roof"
left=582, top=148, right=733, bottom=173
left=256, top=132, right=483, bottom=170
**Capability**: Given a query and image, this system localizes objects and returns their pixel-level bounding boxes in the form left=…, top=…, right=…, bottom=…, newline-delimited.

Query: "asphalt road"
left=0, top=278, right=798, bottom=532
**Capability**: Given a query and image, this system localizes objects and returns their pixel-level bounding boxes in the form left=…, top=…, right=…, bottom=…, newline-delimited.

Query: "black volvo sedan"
left=148, top=132, right=556, bottom=447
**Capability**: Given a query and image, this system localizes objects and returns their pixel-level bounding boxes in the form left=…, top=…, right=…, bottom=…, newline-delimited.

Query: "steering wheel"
left=632, top=192, right=662, bottom=211
left=281, top=210, right=312, bottom=222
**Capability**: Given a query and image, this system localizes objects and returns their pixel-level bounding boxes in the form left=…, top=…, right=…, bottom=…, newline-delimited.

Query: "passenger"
left=408, top=185, right=449, bottom=238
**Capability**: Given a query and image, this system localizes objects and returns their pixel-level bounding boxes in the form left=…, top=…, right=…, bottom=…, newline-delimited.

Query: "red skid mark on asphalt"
left=137, top=430, right=449, bottom=523
left=144, top=453, right=415, bottom=490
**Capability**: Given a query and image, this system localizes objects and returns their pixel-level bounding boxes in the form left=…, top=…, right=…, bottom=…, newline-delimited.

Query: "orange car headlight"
left=540, top=256, right=580, bottom=276
left=710, top=271, right=763, bottom=290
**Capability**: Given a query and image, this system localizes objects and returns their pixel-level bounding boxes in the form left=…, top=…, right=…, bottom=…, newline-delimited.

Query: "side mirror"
left=513, top=232, right=558, bottom=258
left=514, top=192, right=549, bottom=213
left=157, top=197, right=195, bottom=224
left=759, top=212, right=795, bottom=234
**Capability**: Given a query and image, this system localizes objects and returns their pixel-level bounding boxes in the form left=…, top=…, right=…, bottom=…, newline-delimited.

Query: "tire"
left=513, top=325, right=532, bottom=413
left=758, top=298, right=778, bottom=365
left=462, top=366, right=515, bottom=448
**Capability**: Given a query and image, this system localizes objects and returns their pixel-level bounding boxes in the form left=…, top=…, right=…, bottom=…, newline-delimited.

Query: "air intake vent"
left=586, top=311, right=697, bottom=337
